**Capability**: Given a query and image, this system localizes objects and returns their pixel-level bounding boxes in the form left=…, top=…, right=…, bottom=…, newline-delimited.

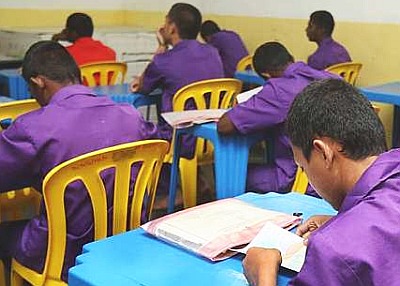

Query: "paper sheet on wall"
left=141, top=198, right=302, bottom=261
left=161, top=109, right=227, bottom=129
left=235, top=222, right=306, bottom=272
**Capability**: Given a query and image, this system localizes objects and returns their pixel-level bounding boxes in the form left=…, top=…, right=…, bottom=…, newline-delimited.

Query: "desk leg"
left=213, top=137, right=249, bottom=199
left=168, top=130, right=182, bottom=213
left=393, top=106, right=400, bottom=148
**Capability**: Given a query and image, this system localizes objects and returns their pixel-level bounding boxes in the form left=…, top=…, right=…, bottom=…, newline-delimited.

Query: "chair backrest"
left=42, top=140, right=169, bottom=281
left=325, top=62, right=362, bottom=85
left=291, top=167, right=309, bottom=194
left=173, top=78, right=243, bottom=111
left=236, top=55, right=253, bottom=72
left=169, top=78, right=242, bottom=162
left=80, top=61, right=127, bottom=87
left=0, top=99, right=40, bottom=130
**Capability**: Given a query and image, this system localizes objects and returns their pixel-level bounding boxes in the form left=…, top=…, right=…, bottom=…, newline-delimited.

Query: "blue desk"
left=0, top=96, right=13, bottom=103
left=92, top=83, right=161, bottom=108
left=69, top=192, right=337, bottom=286
left=234, top=70, right=265, bottom=86
left=168, top=122, right=265, bottom=212
left=359, top=82, right=400, bottom=147
left=0, top=69, right=30, bottom=99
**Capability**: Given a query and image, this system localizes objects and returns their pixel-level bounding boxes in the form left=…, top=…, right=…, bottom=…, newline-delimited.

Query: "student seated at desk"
left=130, top=3, right=224, bottom=159
left=218, top=42, right=337, bottom=194
left=306, top=10, right=351, bottom=70
left=200, top=20, right=249, bottom=78
left=0, top=41, right=157, bottom=282
left=242, top=79, right=400, bottom=286
left=52, top=12, right=116, bottom=66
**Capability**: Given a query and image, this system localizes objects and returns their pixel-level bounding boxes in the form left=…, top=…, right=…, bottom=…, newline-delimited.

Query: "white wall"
left=127, top=0, right=400, bottom=24
left=0, top=0, right=126, bottom=10
left=2, top=0, right=400, bottom=24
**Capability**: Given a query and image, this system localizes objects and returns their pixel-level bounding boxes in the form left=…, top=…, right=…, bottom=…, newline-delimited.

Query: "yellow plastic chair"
left=291, top=167, right=309, bottom=194
left=0, top=99, right=42, bottom=223
left=325, top=62, right=362, bottom=86
left=236, top=55, right=253, bottom=72
left=0, top=260, right=5, bottom=286
left=165, top=78, right=242, bottom=209
left=11, top=139, right=169, bottom=286
left=0, top=99, right=40, bottom=130
left=80, top=61, right=127, bottom=87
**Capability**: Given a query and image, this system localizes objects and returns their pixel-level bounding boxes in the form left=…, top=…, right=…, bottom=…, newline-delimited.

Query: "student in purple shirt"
left=218, top=42, right=337, bottom=194
left=131, top=3, right=224, bottom=159
left=242, top=79, right=400, bottom=286
left=306, top=10, right=351, bottom=70
left=0, top=41, right=158, bottom=282
left=200, top=20, right=249, bottom=78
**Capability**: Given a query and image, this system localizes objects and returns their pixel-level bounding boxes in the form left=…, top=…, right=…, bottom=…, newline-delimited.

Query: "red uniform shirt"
left=67, top=37, right=116, bottom=66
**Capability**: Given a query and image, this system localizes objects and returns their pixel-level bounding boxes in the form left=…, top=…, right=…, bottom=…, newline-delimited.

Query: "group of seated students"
left=1, top=2, right=398, bottom=286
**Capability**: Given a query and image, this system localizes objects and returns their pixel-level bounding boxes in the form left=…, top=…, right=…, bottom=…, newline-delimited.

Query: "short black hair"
left=286, top=78, right=387, bottom=161
left=310, top=10, right=335, bottom=36
left=66, top=12, right=94, bottom=37
left=168, top=3, right=202, bottom=39
left=253, top=42, right=294, bottom=77
left=200, top=20, right=221, bottom=39
left=22, top=41, right=81, bottom=84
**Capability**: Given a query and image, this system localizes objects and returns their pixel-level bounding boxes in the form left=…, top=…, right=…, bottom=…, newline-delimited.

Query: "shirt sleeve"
left=227, top=84, right=288, bottom=134
left=0, top=120, right=38, bottom=192
left=289, top=235, right=364, bottom=286
left=140, top=57, right=165, bottom=95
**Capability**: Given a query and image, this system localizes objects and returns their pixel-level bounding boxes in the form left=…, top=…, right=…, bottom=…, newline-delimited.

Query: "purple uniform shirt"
left=227, top=62, right=338, bottom=193
left=208, top=30, right=249, bottom=78
left=0, top=85, right=158, bottom=281
left=140, top=39, right=224, bottom=158
left=290, top=148, right=400, bottom=285
left=307, top=37, right=351, bottom=70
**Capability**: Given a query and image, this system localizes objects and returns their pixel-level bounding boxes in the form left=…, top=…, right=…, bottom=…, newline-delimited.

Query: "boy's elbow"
left=217, top=114, right=236, bottom=135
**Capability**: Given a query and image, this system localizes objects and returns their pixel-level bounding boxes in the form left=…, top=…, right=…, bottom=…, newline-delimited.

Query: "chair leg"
left=179, top=158, right=198, bottom=208
left=10, top=269, right=23, bottom=286
left=0, top=260, right=6, bottom=286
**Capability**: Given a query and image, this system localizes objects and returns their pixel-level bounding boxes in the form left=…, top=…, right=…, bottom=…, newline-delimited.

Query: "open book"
left=161, top=109, right=227, bottom=129
left=141, top=198, right=302, bottom=261
left=235, top=222, right=306, bottom=272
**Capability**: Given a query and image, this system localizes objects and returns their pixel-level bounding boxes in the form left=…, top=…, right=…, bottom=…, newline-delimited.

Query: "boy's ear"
left=312, top=138, right=334, bottom=168
left=30, top=76, right=45, bottom=89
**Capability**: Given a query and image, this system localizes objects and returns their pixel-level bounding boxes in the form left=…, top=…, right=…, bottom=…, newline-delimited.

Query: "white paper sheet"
left=236, top=86, right=263, bottom=103
left=161, top=109, right=227, bottom=128
left=235, top=222, right=306, bottom=272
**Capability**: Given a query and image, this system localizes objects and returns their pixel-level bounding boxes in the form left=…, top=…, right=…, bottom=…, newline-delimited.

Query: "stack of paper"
left=141, top=198, right=302, bottom=261
left=161, top=109, right=227, bottom=129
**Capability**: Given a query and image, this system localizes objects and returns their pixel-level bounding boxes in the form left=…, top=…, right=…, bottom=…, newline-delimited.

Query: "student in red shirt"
left=52, top=12, right=116, bottom=66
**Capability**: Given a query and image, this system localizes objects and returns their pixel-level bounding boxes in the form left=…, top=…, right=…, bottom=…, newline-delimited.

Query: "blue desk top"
left=359, top=82, right=400, bottom=106
left=69, top=192, right=336, bottom=286
left=0, top=96, right=13, bottom=103
left=92, top=84, right=161, bottom=108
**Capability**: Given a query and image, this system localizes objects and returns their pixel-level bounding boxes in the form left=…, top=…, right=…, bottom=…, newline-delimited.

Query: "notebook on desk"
left=161, top=109, right=227, bottom=129
left=141, top=198, right=302, bottom=261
